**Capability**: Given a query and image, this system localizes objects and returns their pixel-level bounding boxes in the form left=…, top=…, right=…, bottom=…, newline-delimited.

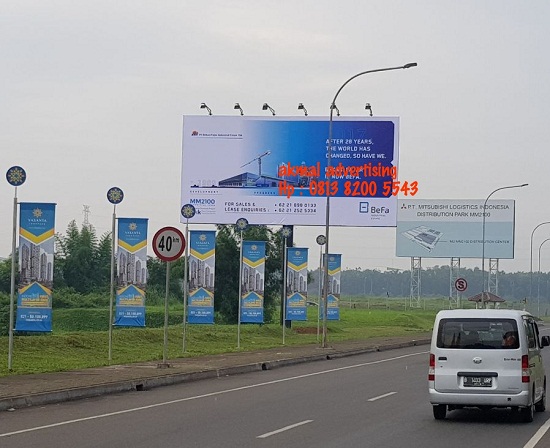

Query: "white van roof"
left=436, top=309, right=532, bottom=319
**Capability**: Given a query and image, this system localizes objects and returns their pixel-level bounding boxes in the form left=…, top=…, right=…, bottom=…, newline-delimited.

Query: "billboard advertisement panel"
left=396, top=199, right=515, bottom=258
left=181, top=116, right=400, bottom=227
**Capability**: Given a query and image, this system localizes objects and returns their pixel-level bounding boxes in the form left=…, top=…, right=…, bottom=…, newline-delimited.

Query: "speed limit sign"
left=454, top=278, right=468, bottom=292
left=153, top=227, right=186, bottom=262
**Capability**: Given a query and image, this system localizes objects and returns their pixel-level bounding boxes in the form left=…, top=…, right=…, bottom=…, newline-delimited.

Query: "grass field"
left=0, top=306, right=437, bottom=377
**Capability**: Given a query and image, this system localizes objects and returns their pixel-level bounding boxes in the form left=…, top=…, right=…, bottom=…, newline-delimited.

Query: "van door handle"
left=438, top=356, right=447, bottom=361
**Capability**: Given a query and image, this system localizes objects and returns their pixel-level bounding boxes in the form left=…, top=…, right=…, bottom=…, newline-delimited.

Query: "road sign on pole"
left=455, top=278, right=468, bottom=292
left=153, top=227, right=186, bottom=262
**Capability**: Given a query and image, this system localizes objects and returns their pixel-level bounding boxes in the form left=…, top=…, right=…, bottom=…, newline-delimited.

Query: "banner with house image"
left=188, top=230, right=216, bottom=324
left=286, top=248, right=308, bottom=321
left=320, top=253, right=341, bottom=321
left=240, top=241, right=266, bottom=323
left=16, top=203, right=56, bottom=332
left=115, top=218, right=148, bottom=327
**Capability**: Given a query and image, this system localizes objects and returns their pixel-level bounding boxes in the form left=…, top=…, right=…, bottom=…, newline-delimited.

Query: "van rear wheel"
left=521, top=393, right=535, bottom=423
left=433, top=404, right=447, bottom=420
left=535, top=381, right=546, bottom=412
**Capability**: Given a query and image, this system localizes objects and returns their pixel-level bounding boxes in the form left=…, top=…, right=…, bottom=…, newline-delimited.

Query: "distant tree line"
left=309, top=266, right=549, bottom=302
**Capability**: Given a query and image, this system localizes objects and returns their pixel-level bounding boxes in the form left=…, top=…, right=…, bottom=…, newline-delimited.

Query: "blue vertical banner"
left=115, top=218, right=148, bottom=327
left=188, top=230, right=216, bottom=324
left=321, top=254, right=341, bottom=321
left=241, top=241, right=266, bottom=323
left=16, top=203, right=56, bottom=332
left=286, top=248, right=308, bottom=321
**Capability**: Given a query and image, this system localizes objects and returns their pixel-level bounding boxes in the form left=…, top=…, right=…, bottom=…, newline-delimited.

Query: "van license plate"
left=464, top=376, right=492, bottom=387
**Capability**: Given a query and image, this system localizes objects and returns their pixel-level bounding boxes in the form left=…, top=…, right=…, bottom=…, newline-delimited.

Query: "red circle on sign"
left=153, top=226, right=186, bottom=262
left=455, top=278, right=468, bottom=292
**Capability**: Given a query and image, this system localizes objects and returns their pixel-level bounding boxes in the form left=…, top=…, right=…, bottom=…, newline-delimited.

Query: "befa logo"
left=371, top=206, right=390, bottom=214
left=359, top=202, right=369, bottom=213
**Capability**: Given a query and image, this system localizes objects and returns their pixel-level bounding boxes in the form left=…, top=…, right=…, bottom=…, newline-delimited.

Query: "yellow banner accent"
left=288, top=262, right=307, bottom=271
left=118, top=239, right=147, bottom=253
left=20, top=228, right=55, bottom=245
left=243, top=257, right=265, bottom=268
left=190, top=248, right=215, bottom=260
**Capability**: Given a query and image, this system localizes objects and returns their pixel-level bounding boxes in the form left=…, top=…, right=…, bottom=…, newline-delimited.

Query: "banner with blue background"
left=241, top=241, right=266, bottom=323
left=16, top=202, right=56, bottom=332
left=320, top=254, right=342, bottom=321
left=188, top=230, right=216, bottom=324
left=115, top=218, right=148, bottom=327
left=286, top=248, right=308, bottom=320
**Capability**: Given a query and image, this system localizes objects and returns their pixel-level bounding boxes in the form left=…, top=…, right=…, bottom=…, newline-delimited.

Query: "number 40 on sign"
left=153, top=226, right=186, bottom=262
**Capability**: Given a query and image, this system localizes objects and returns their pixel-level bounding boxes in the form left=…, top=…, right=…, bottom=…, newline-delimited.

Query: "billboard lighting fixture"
left=365, top=103, right=373, bottom=116
left=200, top=103, right=212, bottom=115
left=234, top=103, right=244, bottom=115
left=298, top=103, right=308, bottom=116
left=262, top=103, right=275, bottom=116
left=330, top=103, right=340, bottom=116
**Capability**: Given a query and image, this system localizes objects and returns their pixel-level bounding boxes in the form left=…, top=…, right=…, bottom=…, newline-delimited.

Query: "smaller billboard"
left=396, top=199, right=515, bottom=259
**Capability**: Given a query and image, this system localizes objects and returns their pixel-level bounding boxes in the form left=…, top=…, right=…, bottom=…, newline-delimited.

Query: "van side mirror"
left=541, top=336, right=550, bottom=348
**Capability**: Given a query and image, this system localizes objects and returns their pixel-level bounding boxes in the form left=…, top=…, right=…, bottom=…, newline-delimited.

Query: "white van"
left=428, top=309, right=550, bottom=422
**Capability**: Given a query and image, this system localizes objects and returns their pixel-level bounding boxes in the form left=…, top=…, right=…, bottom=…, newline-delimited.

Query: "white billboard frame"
left=396, top=199, right=516, bottom=259
left=180, top=115, right=400, bottom=227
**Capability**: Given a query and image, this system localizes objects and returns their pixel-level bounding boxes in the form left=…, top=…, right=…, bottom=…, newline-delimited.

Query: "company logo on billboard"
left=192, top=130, right=199, bottom=136
left=360, top=202, right=369, bottom=213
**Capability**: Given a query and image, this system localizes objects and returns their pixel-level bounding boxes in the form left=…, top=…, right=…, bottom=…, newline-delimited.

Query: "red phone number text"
left=308, top=180, right=418, bottom=197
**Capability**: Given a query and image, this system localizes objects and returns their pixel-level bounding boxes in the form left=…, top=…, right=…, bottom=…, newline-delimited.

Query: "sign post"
left=153, top=226, right=186, bottom=366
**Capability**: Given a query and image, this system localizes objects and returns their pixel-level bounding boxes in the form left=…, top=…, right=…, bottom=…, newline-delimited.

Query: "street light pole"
left=322, top=62, right=417, bottom=348
left=481, top=183, right=528, bottom=307
left=537, top=238, right=550, bottom=317
left=530, top=222, right=550, bottom=305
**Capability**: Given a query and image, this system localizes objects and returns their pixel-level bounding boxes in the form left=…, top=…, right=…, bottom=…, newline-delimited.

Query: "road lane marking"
left=257, top=420, right=313, bottom=438
left=368, top=391, right=397, bottom=402
left=524, top=416, right=550, bottom=448
left=0, top=351, right=427, bottom=438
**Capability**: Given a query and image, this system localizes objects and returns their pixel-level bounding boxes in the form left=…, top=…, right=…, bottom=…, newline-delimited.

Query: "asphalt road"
left=1, top=344, right=550, bottom=448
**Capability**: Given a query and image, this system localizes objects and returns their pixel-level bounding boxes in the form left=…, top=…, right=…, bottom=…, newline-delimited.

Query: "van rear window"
left=437, top=318, right=519, bottom=349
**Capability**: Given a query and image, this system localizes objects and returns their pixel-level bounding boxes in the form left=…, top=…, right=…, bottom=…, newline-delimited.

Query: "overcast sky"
left=2, top=1, right=549, bottom=274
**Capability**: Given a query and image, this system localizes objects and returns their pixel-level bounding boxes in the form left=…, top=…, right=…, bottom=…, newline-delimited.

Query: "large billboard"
left=181, top=116, right=400, bottom=227
left=396, top=199, right=515, bottom=258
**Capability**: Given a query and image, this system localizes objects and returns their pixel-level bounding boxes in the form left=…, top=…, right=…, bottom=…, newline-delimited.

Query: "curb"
left=0, top=338, right=431, bottom=412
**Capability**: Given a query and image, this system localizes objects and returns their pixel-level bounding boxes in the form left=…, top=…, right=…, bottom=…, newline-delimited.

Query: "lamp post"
left=322, top=62, right=417, bottom=348
left=530, top=222, right=550, bottom=305
left=106, top=187, right=124, bottom=362
left=181, top=203, right=196, bottom=352
left=537, top=238, right=550, bottom=317
left=6, top=166, right=26, bottom=371
left=481, top=184, right=528, bottom=306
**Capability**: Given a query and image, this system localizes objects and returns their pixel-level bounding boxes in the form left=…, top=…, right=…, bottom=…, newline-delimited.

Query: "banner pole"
left=282, top=237, right=287, bottom=345
left=108, top=205, right=116, bottom=362
left=237, top=230, right=243, bottom=349
left=182, top=219, right=189, bottom=352
left=8, top=190, right=18, bottom=371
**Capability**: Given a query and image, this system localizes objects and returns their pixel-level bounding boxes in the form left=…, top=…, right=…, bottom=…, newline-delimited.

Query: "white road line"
left=524, top=416, right=550, bottom=448
left=257, top=420, right=313, bottom=438
left=368, top=391, right=397, bottom=402
left=0, top=351, right=426, bottom=438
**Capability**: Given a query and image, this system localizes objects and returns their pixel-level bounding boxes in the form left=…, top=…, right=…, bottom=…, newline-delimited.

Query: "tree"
left=55, top=221, right=112, bottom=293
left=214, top=224, right=283, bottom=323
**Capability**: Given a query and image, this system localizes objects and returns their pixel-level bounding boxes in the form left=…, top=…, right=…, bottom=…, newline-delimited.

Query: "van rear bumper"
left=429, top=388, right=530, bottom=407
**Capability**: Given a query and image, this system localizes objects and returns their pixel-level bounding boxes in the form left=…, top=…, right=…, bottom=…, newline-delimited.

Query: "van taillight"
left=428, top=353, right=435, bottom=381
left=522, top=355, right=530, bottom=383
